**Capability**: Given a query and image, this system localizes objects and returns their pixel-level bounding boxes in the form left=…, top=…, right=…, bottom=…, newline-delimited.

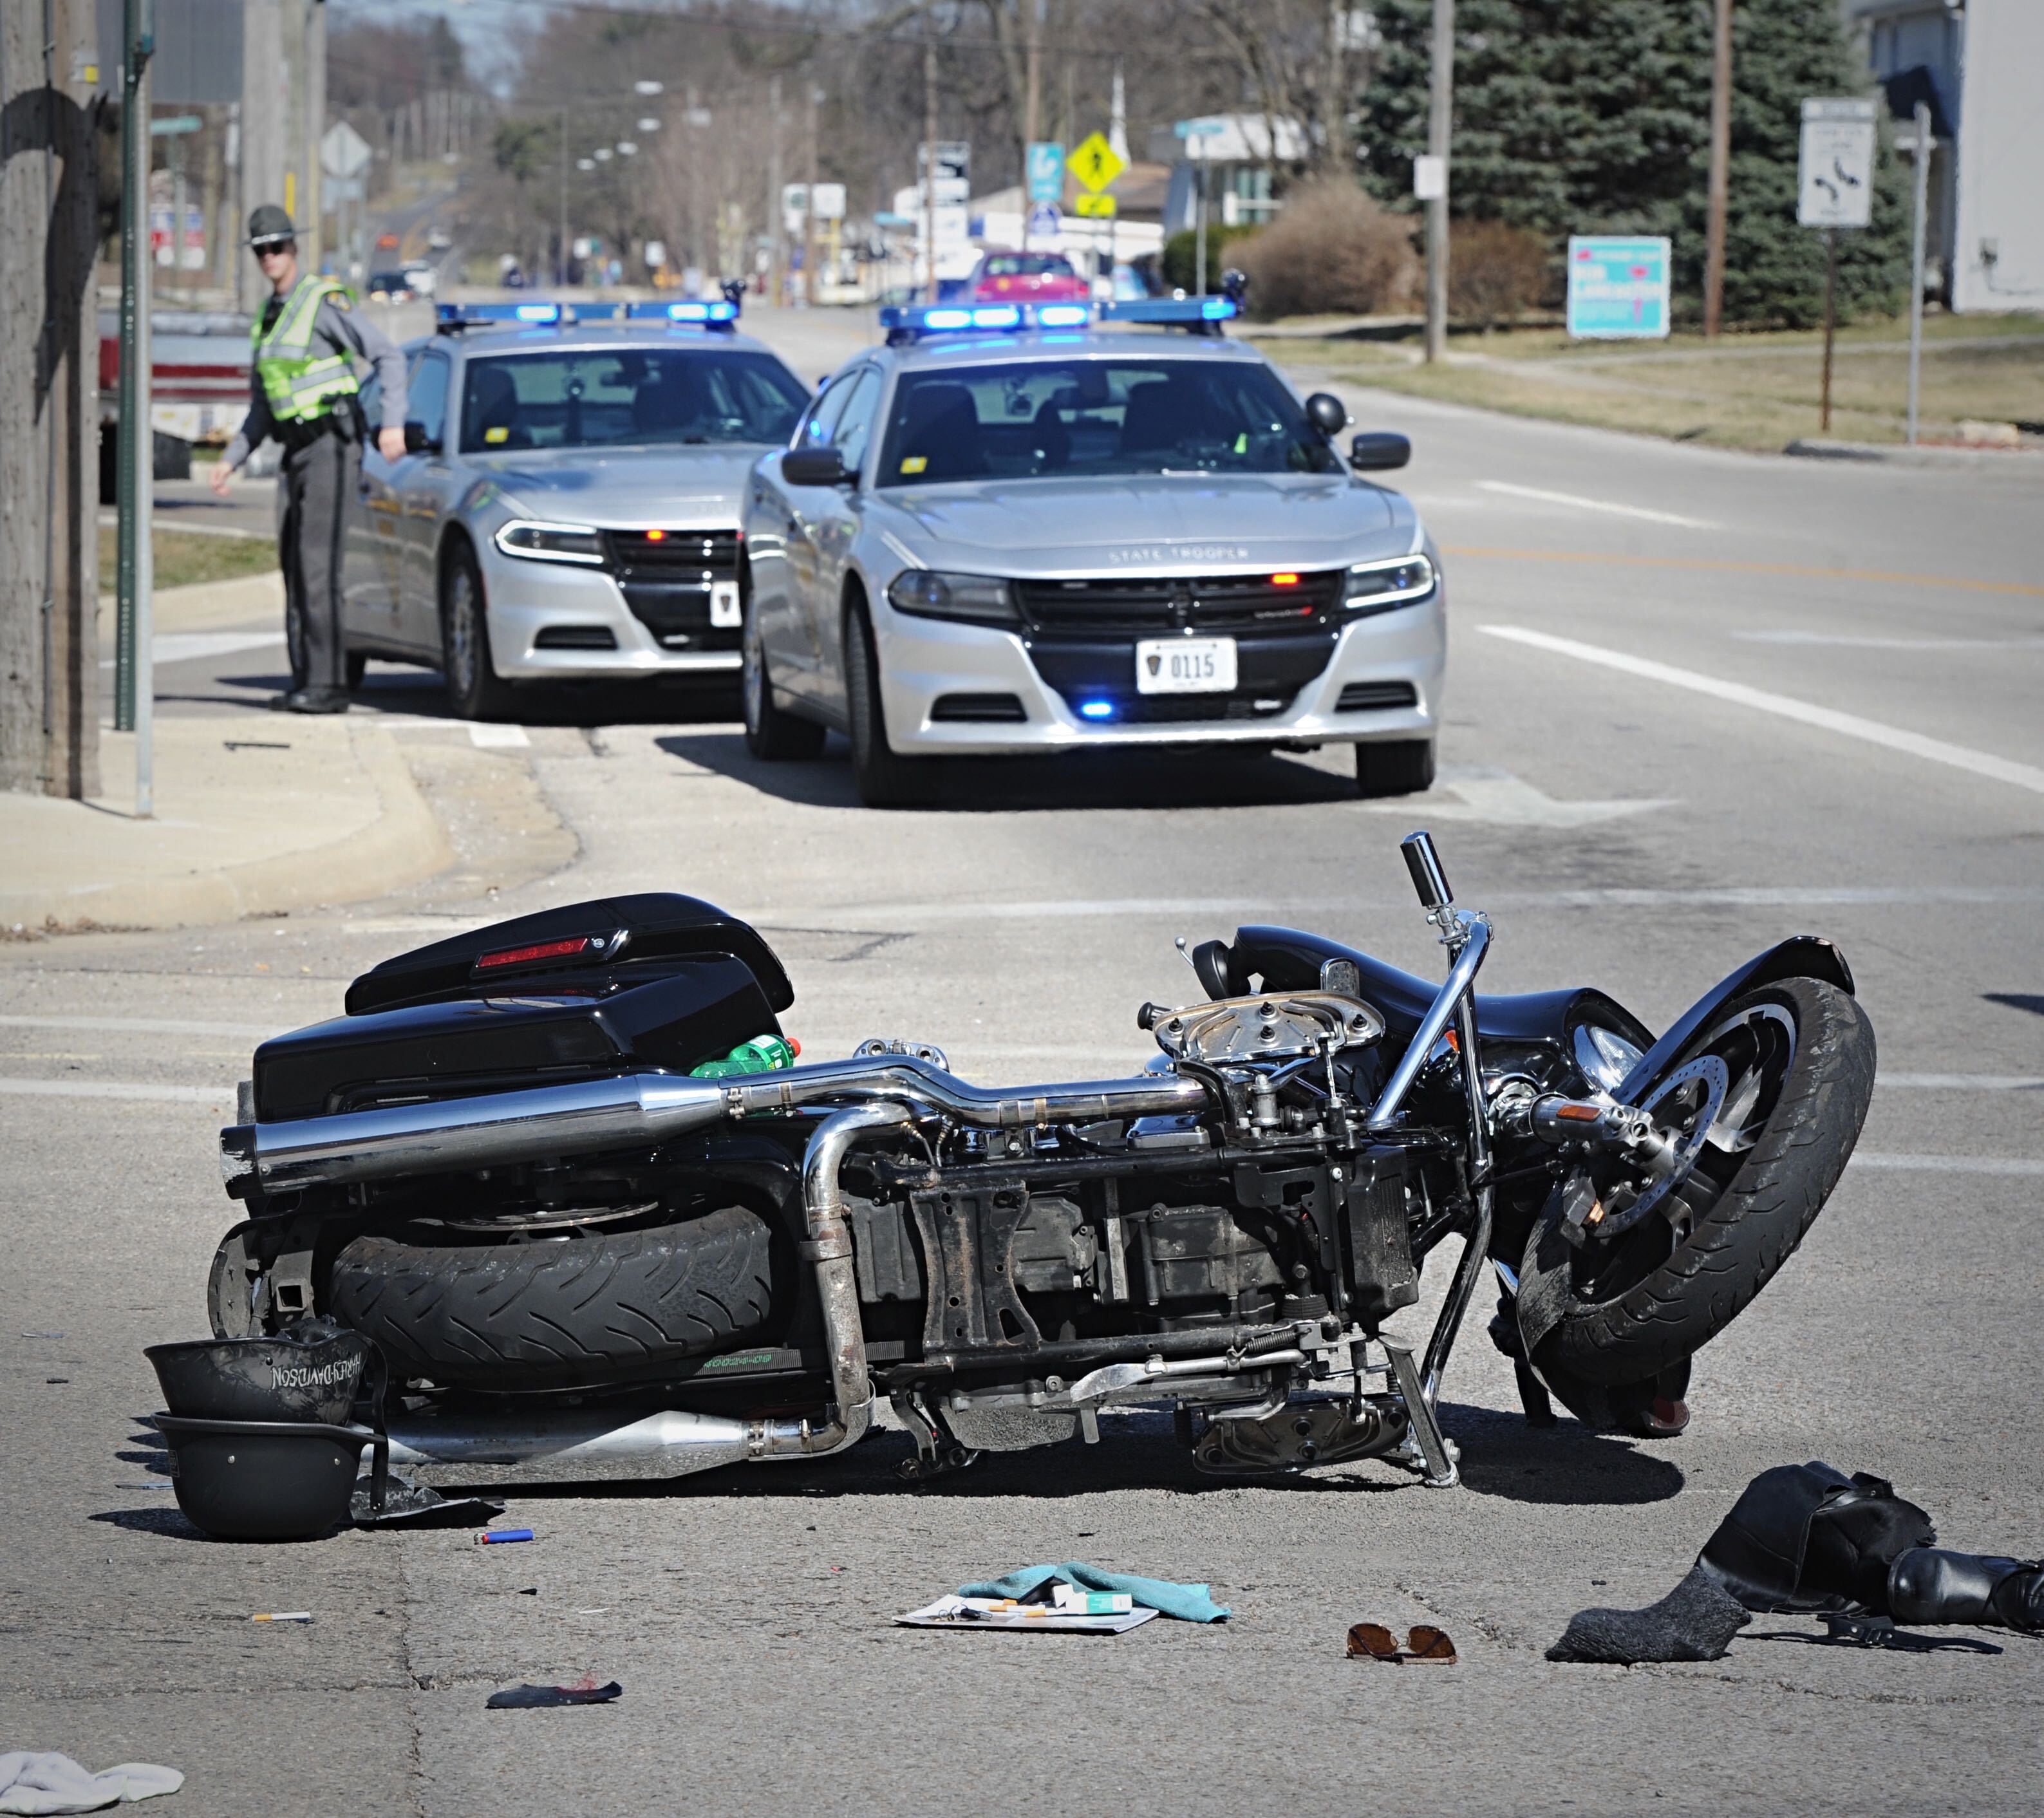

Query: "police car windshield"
left=876, top=359, right=1336, bottom=485
left=458, top=348, right=807, bottom=453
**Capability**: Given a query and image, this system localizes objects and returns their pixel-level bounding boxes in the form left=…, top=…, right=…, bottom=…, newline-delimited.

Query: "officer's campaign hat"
left=247, top=206, right=297, bottom=249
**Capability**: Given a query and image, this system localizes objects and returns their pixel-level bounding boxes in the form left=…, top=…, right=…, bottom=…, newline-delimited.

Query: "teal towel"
left=957, top=1562, right=1230, bottom=1622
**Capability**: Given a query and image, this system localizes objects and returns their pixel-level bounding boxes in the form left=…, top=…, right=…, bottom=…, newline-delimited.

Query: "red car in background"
left=968, top=250, right=1089, bottom=305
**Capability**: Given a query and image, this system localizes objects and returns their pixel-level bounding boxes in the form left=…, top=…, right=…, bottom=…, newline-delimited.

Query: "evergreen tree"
left=1357, top=0, right=1908, bottom=326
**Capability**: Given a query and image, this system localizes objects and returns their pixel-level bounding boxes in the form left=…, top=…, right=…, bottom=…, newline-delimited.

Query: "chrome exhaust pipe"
left=223, top=1053, right=1206, bottom=1194
left=386, top=1405, right=752, bottom=1486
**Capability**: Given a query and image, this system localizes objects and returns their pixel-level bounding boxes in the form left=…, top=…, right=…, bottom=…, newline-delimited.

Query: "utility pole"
left=116, top=0, right=155, bottom=815
left=923, top=23, right=939, bottom=303
left=0, top=0, right=100, bottom=798
left=1322, top=0, right=1351, bottom=173
left=303, top=0, right=325, bottom=270
left=1905, top=100, right=1931, bottom=445
left=558, top=107, right=568, bottom=284
left=766, top=73, right=783, bottom=305
left=1423, top=0, right=1454, bottom=363
left=803, top=85, right=818, bottom=308
left=1024, top=0, right=1044, bottom=157
left=1702, top=0, right=1732, bottom=338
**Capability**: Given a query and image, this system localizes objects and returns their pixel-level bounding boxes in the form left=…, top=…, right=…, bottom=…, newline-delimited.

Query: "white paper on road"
left=468, top=724, right=531, bottom=749
left=895, top=1595, right=1158, bottom=1633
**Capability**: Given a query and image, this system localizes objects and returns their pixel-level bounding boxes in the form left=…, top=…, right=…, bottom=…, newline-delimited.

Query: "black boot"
left=1888, top=1549, right=2044, bottom=1631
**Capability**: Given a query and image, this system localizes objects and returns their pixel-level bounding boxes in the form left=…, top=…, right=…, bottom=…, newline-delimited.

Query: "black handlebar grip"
left=1400, top=831, right=1453, bottom=909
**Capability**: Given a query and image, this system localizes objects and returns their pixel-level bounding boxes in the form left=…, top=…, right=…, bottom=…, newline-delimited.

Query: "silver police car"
left=339, top=297, right=811, bottom=717
left=739, top=294, right=1445, bottom=806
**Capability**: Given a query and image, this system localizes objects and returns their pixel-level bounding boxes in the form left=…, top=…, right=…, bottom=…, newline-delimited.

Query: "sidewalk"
left=3, top=707, right=452, bottom=934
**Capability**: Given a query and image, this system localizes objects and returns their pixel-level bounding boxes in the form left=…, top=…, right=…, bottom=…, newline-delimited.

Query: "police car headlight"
left=1342, top=552, right=1436, bottom=615
left=886, top=570, right=1018, bottom=626
left=494, top=520, right=606, bottom=565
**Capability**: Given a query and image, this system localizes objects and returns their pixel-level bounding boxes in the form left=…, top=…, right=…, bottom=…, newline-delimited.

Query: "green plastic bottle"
left=689, top=1033, right=801, bottom=1080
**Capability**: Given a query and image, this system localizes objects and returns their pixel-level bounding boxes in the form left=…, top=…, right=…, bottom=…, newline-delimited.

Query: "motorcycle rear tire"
left=328, top=1204, right=777, bottom=1391
left=1536, top=977, right=1875, bottom=1387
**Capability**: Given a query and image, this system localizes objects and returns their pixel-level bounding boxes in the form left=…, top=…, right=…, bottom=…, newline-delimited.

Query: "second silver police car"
left=740, top=293, right=1444, bottom=805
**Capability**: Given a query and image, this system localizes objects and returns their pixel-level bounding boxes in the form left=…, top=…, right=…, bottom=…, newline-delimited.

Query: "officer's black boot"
left=1887, top=1549, right=2044, bottom=1631
left=276, top=687, right=350, bottom=714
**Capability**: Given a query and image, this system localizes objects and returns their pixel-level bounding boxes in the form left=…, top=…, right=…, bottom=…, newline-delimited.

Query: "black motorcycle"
left=211, top=832, right=1875, bottom=1487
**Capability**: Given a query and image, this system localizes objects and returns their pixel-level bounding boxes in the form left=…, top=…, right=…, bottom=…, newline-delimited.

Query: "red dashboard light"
left=476, top=936, right=596, bottom=971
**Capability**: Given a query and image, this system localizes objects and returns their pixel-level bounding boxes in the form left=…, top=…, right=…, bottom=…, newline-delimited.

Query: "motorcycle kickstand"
left=1385, top=1342, right=1459, bottom=1488
left=890, top=1389, right=980, bottom=1483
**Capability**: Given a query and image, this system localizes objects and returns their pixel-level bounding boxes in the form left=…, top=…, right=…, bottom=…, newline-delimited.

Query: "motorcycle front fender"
left=1614, top=935, right=1855, bottom=1105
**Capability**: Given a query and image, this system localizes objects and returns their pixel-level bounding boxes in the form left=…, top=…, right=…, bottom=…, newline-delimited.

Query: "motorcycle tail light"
left=476, top=936, right=599, bottom=972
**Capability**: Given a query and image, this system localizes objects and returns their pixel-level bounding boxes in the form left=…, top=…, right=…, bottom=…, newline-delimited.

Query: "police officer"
left=211, top=205, right=408, bottom=713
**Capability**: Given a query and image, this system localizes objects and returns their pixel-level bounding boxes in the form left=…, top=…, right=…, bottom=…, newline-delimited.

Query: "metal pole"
left=1423, top=0, right=1454, bottom=363
left=1194, top=139, right=1205, bottom=297
left=558, top=107, right=568, bottom=285
left=1702, top=0, right=1731, bottom=338
left=766, top=73, right=782, bottom=305
left=115, top=0, right=156, bottom=812
left=923, top=27, right=938, bottom=303
left=1906, top=100, right=1930, bottom=447
left=1819, top=227, right=1838, bottom=435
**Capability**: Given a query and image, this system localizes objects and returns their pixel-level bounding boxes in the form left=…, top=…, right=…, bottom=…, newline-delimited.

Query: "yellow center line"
left=1441, top=545, right=2044, bottom=597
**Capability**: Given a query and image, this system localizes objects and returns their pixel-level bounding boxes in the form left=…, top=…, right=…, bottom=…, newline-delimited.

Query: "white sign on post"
left=1797, top=98, right=1876, bottom=230
left=1412, top=155, right=1446, bottom=202
left=811, top=182, right=847, bottom=222
left=320, top=121, right=371, bottom=182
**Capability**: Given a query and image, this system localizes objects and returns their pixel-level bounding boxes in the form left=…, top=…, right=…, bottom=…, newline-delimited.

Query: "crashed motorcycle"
left=211, top=832, right=1875, bottom=1488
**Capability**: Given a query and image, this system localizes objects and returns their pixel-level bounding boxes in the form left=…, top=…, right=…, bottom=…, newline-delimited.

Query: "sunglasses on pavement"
left=1346, top=1622, right=1458, bottom=1664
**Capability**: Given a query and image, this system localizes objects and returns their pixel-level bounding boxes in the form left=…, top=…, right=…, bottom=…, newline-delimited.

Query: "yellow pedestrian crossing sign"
left=1073, top=192, right=1117, bottom=220
left=1069, top=131, right=1125, bottom=194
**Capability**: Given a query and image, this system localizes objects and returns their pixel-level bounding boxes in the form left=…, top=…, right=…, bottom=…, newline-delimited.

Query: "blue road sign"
left=1027, top=201, right=1062, bottom=240
left=1026, top=142, right=1065, bottom=204
left=1566, top=236, right=1671, bottom=339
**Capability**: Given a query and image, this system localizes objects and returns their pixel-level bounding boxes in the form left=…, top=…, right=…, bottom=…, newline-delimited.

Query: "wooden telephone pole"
left=1, top=0, right=102, bottom=799
left=1703, top=0, right=1732, bottom=338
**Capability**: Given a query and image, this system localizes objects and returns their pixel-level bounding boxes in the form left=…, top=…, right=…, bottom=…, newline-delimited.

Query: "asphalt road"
left=5, top=314, right=2042, bottom=1815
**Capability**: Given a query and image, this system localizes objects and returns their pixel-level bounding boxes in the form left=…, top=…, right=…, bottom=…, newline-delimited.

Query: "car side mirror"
left=782, top=445, right=852, bottom=487
left=1305, top=392, right=1348, bottom=438
left=1348, top=431, right=1411, bottom=472
left=403, top=420, right=440, bottom=455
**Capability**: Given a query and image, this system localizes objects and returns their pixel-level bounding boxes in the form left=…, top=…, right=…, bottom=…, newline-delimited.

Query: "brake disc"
left=1592, top=1054, right=1729, bottom=1238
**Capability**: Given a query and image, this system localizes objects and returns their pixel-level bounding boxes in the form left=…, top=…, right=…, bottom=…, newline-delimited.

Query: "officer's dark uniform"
left=221, top=207, right=406, bottom=711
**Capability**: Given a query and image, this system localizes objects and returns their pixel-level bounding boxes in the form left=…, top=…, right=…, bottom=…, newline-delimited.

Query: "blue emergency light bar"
left=1098, top=295, right=1238, bottom=327
left=622, top=299, right=741, bottom=328
left=435, top=301, right=573, bottom=330
left=879, top=300, right=1093, bottom=342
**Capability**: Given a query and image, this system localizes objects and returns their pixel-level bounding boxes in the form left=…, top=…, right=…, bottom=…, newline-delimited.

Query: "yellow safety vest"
left=251, top=276, right=361, bottom=424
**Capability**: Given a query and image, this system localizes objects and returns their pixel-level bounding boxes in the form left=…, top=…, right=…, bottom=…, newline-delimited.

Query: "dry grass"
left=1250, top=312, right=2044, bottom=451
left=96, top=524, right=278, bottom=593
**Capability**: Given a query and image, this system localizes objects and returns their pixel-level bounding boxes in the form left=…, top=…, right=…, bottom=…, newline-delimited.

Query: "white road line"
left=0, top=1014, right=274, bottom=1039
left=1878, top=1073, right=2044, bottom=1091
left=0, top=1079, right=233, bottom=1104
left=469, top=724, right=531, bottom=748
left=1476, top=481, right=1717, bottom=529
left=1481, top=624, right=2044, bottom=797
left=1850, top=1153, right=2044, bottom=1177
left=1735, top=630, right=2044, bottom=651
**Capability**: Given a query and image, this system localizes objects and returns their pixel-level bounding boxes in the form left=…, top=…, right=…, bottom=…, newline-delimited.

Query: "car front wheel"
left=743, top=612, right=825, bottom=760
left=440, top=541, right=514, bottom=721
left=844, top=604, right=933, bottom=807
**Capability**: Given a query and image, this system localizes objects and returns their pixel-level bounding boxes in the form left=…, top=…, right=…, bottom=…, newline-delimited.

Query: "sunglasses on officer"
left=251, top=236, right=295, bottom=258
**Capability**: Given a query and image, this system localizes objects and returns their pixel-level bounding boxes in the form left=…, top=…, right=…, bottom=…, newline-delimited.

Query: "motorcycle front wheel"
left=1530, top=976, right=1876, bottom=1389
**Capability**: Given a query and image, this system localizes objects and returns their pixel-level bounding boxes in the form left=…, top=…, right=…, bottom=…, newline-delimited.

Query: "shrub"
left=1449, top=220, right=1554, bottom=327
left=1231, top=182, right=1421, bottom=320
left=1160, top=224, right=1258, bottom=294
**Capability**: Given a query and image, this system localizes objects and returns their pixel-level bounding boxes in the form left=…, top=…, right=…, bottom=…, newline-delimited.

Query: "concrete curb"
left=1, top=721, right=454, bottom=934
left=1783, top=437, right=2044, bottom=467
left=97, top=569, right=285, bottom=635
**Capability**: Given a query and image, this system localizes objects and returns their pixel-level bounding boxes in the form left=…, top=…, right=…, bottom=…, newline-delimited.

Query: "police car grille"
left=603, top=529, right=742, bottom=578
left=1016, top=571, right=1343, bottom=636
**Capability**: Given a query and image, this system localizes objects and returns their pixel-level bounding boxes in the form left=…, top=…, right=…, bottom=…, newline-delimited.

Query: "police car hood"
left=476, top=444, right=765, bottom=527
left=871, top=472, right=1412, bottom=575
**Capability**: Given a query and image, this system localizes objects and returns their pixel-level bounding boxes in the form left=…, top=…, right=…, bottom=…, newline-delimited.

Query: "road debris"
left=0, top=1750, right=182, bottom=1813
left=485, top=1677, right=622, bottom=1710
left=1346, top=1622, right=1458, bottom=1663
